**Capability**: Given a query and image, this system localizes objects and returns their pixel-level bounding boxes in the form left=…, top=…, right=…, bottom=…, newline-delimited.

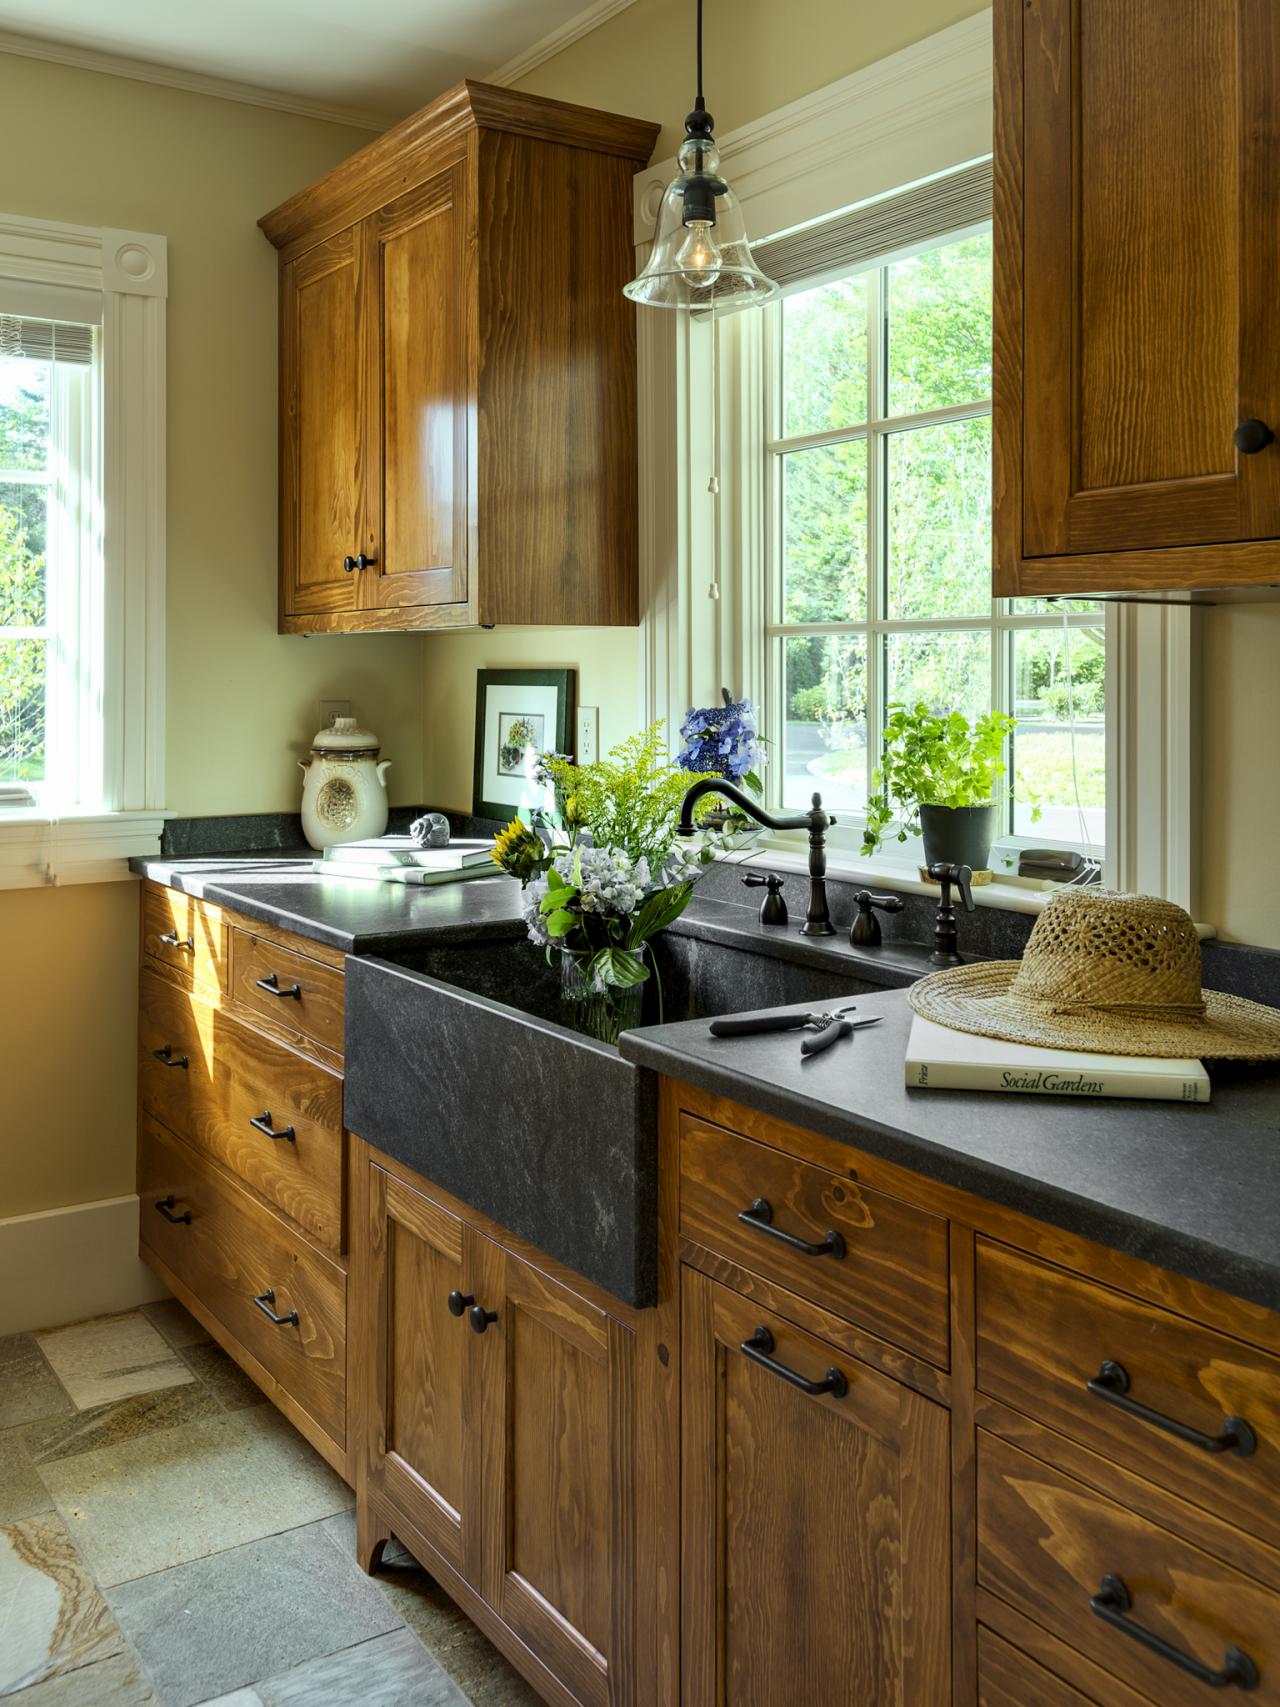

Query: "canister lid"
left=310, top=715, right=380, bottom=755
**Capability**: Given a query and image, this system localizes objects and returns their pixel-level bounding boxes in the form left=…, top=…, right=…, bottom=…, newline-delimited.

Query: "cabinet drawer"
left=977, top=1432, right=1280, bottom=1707
left=679, top=1114, right=949, bottom=1366
left=229, top=928, right=344, bottom=1057
left=978, top=1628, right=1099, bottom=1707
left=141, top=883, right=225, bottom=997
left=139, top=1115, right=346, bottom=1451
left=138, top=970, right=345, bottom=1251
left=976, top=1240, right=1280, bottom=1550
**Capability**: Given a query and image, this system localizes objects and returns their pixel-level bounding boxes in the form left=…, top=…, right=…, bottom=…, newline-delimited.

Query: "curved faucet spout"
left=677, top=778, right=837, bottom=937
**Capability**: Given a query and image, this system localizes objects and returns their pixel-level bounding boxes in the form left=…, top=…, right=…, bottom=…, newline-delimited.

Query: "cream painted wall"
left=1201, top=605, right=1280, bottom=948
left=0, top=56, right=420, bottom=1223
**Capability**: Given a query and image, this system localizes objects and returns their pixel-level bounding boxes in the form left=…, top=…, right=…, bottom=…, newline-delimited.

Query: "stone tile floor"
left=0, top=1305, right=543, bottom=1707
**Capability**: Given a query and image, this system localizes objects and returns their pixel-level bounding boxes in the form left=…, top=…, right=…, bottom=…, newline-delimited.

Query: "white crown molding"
left=486, top=0, right=641, bottom=87
left=0, top=27, right=391, bottom=131
left=633, top=9, right=993, bottom=244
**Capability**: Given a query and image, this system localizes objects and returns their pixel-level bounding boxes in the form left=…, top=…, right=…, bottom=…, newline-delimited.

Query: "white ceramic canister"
left=299, top=717, right=391, bottom=850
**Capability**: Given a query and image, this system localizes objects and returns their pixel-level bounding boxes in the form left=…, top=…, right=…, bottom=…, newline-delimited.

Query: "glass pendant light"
left=624, top=0, right=779, bottom=312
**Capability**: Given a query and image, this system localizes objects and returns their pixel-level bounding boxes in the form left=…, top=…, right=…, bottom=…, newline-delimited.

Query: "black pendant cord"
left=696, top=0, right=704, bottom=107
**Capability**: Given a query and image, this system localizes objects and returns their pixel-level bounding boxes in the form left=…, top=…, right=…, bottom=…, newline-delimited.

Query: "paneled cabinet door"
left=1015, top=0, right=1280, bottom=563
left=280, top=226, right=364, bottom=617
left=471, top=1233, right=636, bottom=1707
left=362, top=164, right=469, bottom=613
left=364, top=1164, right=480, bottom=1583
left=682, top=1270, right=951, bottom=1707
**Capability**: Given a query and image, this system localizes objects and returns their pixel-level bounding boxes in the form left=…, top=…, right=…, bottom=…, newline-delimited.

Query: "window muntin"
left=0, top=322, right=99, bottom=805
left=766, top=227, right=1106, bottom=855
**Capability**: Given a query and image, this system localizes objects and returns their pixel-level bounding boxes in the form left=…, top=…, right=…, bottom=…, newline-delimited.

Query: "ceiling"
left=0, top=0, right=620, bottom=126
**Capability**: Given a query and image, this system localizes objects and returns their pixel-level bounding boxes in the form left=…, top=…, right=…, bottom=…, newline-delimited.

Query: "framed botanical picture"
left=473, top=668, right=575, bottom=822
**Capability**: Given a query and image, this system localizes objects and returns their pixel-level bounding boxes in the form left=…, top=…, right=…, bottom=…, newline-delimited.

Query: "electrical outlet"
left=318, top=699, right=352, bottom=729
left=576, top=706, right=599, bottom=764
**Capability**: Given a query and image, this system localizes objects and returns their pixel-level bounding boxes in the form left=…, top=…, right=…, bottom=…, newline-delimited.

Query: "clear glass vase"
left=559, top=946, right=647, bottom=1045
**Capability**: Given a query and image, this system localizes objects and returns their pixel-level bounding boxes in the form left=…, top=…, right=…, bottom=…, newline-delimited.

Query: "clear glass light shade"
left=625, top=137, right=780, bottom=312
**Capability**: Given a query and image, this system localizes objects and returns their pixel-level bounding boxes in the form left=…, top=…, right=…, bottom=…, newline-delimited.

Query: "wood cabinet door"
left=473, top=1234, right=635, bottom=1707
left=362, top=165, right=469, bottom=614
left=364, top=1163, right=480, bottom=1582
left=682, top=1269, right=951, bottom=1707
left=280, top=226, right=364, bottom=616
left=1019, top=0, right=1280, bottom=559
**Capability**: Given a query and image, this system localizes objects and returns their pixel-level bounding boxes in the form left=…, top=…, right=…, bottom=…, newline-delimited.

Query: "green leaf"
left=590, top=947, right=649, bottom=989
left=540, top=882, right=577, bottom=914
left=625, top=881, right=693, bottom=948
left=545, top=908, right=577, bottom=938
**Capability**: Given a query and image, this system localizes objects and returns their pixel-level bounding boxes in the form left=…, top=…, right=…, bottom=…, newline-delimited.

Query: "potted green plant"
left=861, top=703, right=1017, bottom=869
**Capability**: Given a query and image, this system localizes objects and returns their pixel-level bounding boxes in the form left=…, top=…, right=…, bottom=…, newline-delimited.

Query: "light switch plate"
left=577, top=706, right=599, bottom=764
left=319, top=699, right=352, bottom=729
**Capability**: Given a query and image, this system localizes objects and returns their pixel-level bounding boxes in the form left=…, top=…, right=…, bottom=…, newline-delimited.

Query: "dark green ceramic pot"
left=918, top=802, right=997, bottom=871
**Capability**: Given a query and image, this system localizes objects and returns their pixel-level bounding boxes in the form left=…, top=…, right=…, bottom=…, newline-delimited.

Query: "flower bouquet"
left=490, top=724, right=724, bottom=1044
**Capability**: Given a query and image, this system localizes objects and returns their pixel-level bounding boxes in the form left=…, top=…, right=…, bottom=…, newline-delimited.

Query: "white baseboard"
left=0, top=1194, right=169, bottom=1336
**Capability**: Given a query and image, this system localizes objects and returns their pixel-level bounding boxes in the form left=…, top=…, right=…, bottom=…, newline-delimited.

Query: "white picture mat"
left=481, top=682, right=560, bottom=814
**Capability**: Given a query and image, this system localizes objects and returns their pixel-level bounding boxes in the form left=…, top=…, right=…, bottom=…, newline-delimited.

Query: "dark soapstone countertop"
left=620, top=985, right=1280, bottom=1311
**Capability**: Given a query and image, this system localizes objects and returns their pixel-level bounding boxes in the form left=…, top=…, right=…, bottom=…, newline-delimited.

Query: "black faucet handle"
left=850, top=890, right=905, bottom=948
left=744, top=871, right=788, bottom=927
left=927, top=861, right=976, bottom=913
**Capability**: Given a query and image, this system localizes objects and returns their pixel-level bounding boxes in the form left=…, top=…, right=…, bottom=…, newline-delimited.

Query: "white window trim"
left=0, top=213, right=168, bottom=887
left=633, top=9, right=1201, bottom=915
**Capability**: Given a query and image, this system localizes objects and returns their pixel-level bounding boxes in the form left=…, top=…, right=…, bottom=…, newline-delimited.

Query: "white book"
left=315, top=860, right=502, bottom=887
left=322, top=836, right=493, bottom=870
left=904, top=1013, right=1210, bottom=1103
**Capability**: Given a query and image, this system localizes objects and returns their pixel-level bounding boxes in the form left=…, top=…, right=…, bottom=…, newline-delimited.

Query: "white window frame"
left=632, top=10, right=1201, bottom=916
left=762, top=233, right=1110, bottom=865
left=0, top=214, right=168, bottom=887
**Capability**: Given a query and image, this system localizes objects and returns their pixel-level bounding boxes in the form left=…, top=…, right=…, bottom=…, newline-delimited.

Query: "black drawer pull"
left=1234, top=418, right=1274, bottom=455
left=253, top=1288, right=298, bottom=1327
left=1087, top=1361, right=1257, bottom=1458
left=469, top=1304, right=498, bottom=1335
left=255, top=972, right=302, bottom=1000
left=151, top=1045, right=189, bottom=1070
left=1090, top=1574, right=1258, bottom=1690
left=154, top=1195, right=191, bottom=1225
left=343, top=555, right=359, bottom=572
left=249, top=1111, right=295, bottom=1143
left=158, top=930, right=194, bottom=950
left=447, top=1291, right=475, bottom=1317
left=740, top=1326, right=848, bottom=1398
left=738, top=1197, right=846, bottom=1259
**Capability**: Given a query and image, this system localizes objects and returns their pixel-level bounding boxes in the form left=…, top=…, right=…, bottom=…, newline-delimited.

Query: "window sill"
left=0, top=809, right=168, bottom=890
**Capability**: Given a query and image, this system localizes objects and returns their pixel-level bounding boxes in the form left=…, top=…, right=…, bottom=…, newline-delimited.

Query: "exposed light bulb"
left=676, top=219, right=722, bottom=289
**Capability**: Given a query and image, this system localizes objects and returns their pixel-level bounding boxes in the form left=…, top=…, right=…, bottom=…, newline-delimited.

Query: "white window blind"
left=0, top=315, right=95, bottom=365
left=754, top=159, right=993, bottom=293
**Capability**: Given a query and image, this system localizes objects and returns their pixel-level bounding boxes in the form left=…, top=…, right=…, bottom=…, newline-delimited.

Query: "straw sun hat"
left=908, top=888, right=1280, bottom=1061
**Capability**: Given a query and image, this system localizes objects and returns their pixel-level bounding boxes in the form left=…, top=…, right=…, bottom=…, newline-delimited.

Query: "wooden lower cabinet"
left=360, top=1155, right=638, bottom=1707
left=681, top=1268, right=951, bottom=1706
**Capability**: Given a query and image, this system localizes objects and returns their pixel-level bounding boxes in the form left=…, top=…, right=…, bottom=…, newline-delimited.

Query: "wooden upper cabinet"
left=261, top=82, right=658, bottom=633
left=994, top=0, right=1280, bottom=595
left=681, top=1270, right=951, bottom=1707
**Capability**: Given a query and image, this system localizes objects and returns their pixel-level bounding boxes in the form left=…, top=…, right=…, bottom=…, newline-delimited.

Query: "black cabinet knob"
left=343, top=555, right=359, bottom=572
left=469, top=1304, right=498, bottom=1335
left=446, top=1290, right=475, bottom=1317
left=1234, top=418, right=1275, bottom=454
left=356, top=553, right=378, bottom=570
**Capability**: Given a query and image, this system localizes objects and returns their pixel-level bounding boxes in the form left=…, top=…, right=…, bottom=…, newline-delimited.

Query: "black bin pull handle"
left=249, top=1111, right=296, bottom=1143
left=255, top=972, right=302, bottom=1000
left=253, top=1288, right=298, bottom=1327
left=154, top=1195, right=191, bottom=1225
left=1087, top=1360, right=1257, bottom=1458
left=1090, top=1574, right=1258, bottom=1690
left=741, top=1326, right=848, bottom=1398
left=158, top=930, right=194, bottom=950
left=738, top=1197, right=846, bottom=1260
left=151, top=1045, right=189, bottom=1070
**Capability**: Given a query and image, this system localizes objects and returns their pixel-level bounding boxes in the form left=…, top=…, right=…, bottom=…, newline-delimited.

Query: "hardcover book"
left=904, top=1014, right=1210, bottom=1102
left=315, top=860, right=502, bottom=887
left=321, top=837, right=494, bottom=870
